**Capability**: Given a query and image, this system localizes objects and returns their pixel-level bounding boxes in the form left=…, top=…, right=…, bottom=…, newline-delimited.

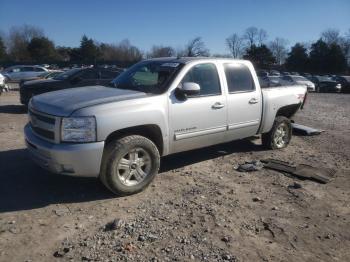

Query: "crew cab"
left=24, top=58, right=307, bottom=195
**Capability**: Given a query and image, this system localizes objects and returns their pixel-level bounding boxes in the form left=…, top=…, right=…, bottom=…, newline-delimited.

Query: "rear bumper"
left=24, top=124, right=104, bottom=177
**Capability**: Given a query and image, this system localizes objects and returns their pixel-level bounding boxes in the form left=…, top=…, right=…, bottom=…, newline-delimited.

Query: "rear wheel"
left=262, top=116, right=292, bottom=150
left=100, top=135, right=160, bottom=195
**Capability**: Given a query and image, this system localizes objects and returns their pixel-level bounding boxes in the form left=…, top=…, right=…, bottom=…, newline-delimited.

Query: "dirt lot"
left=0, top=91, right=349, bottom=262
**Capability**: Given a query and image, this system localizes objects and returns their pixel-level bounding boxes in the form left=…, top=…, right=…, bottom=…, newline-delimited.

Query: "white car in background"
left=1, top=65, right=49, bottom=82
left=281, top=75, right=316, bottom=92
left=0, top=73, right=9, bottom=94
left=0, top=73, right=5, bottom=86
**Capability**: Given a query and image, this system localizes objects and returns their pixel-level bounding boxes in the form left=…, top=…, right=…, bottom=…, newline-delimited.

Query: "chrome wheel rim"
left=274, top=123, right=289, bottom=148
left=116, top=147, right=152, bottom=186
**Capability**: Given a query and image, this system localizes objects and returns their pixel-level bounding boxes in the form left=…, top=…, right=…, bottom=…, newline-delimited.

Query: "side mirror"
left=175, top=82, right=200, bottom=99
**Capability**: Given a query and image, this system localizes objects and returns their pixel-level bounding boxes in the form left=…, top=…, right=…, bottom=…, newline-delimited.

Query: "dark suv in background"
left=20, top=67, right=122, bottom=105
left=309, top=76, right=341, bottom=93
left=332, top=76, right=350, bottom=93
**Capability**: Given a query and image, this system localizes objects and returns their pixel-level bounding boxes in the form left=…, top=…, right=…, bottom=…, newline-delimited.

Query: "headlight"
left=61, top=117, right=96, bottom=142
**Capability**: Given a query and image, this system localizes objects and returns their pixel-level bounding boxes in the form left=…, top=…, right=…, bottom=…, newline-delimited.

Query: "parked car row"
left=19, top=67, right=122, bottom=105
left=257, top=69, right=350, bottom=93
left=258, top=75, right=315, bottom=91
left=1, top=65, right=49, bottom=82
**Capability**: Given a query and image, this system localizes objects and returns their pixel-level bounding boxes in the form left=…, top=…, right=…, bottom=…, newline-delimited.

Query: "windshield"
left=110, top=60, right=183, bottom=93
left=317, top=76, right=331, bottom=81
left=53, top=68, right=82, bottom=80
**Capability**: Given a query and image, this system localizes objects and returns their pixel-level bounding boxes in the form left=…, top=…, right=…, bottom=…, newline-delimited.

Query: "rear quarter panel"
left=259, top=86, right=307, bottom=133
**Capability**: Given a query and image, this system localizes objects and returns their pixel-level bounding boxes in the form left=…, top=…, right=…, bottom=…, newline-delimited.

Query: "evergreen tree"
left=0, top=36, right=7, bottom=61
left=79, top=35, right=100, bottom=64
left=243, top=44, right=276, bottom=69
left=285, top=43, right=309, bottom=72
left=27, top=37, right=57, bottom=62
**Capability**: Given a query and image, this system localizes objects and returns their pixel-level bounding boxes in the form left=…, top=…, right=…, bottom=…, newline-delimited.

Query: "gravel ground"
left=0, top=91, right=349, bottom=262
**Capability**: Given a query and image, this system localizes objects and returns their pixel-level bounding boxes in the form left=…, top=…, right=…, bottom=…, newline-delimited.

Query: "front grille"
left=29, top=109, right=57, bottom=142
left=31, top=125, right=55, bottom=140
left=29, top=110, right=55, bottom=124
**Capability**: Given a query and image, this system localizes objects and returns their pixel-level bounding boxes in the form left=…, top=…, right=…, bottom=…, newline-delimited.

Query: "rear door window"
left=22, top=67, right=35, bottom=72
left=34, top=67, right=45, bottom=72
left=224, top=63, right=255, bottom=93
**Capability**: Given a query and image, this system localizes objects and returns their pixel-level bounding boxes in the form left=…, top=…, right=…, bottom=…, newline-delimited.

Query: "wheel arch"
left=104, top=124, right=164, bottom=155
left=275, top=103, right=301, bottom=119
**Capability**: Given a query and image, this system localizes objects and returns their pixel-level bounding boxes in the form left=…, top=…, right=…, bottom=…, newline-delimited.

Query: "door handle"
left=212, top=102, right=225, bottom=109
left=248, top=98, right=259, bottom=104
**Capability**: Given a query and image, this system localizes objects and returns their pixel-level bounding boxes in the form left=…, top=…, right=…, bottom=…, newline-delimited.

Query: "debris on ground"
left=288, top=182, right=303, bottom=189
left=252, top=196, right=263, bottom=202
left=104, top=219, right=125, bottom=231
left=261, top=159, right=334, bottom=183
left=292, top=123, right=324, bottom=136
left=234, top=160, right=264, bottom=172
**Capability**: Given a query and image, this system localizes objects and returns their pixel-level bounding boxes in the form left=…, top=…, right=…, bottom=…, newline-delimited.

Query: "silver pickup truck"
left=25, top=57, right=307, bottom=195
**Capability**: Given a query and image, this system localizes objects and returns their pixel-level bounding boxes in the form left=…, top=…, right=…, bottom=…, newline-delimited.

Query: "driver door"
left=169, top=63, right=227, bottom=153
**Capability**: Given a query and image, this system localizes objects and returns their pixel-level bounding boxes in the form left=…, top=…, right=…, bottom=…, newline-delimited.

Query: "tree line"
left=0, top=24, right=349, bottom=73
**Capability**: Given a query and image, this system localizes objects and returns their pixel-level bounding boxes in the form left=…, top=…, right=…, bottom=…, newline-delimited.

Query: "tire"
left=262, top=116, right=292, bottom=150
left=100, top=135, right=160, bottom=195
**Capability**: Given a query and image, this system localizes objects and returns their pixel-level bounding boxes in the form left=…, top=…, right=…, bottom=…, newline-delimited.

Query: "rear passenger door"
left=21, top=67, right=36, bottom=79
left=223, top=63, right=262, bottom=141
left=169, top=63, right=227, bottom=153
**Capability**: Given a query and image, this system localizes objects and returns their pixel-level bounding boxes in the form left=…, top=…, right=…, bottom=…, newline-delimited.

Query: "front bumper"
left=24, top=124, right=104, bottom=177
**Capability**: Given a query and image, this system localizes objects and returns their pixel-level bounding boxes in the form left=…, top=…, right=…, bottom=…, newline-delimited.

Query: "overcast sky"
left=0, top=0, right=349, bottom=53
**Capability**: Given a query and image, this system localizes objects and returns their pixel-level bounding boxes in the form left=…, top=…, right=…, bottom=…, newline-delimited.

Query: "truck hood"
left=30, top=86, right=149, bottom=116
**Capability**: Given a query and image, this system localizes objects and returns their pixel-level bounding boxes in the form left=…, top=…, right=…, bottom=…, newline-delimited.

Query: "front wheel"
left=262, top=116, right=292, bottom=150
left=100, top=135, right=160, bottom=195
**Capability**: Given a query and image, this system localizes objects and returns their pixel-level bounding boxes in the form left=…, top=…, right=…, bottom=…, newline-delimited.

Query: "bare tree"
left=269, top=37, right=288, bottom=65
left=99, top=39, right=142, bottom=62
left=147, top=45, right=175, bottom=58
left=321, top=28, right=350, bottom=65
left=226, top=33, right=243, bottom=58
left=321, top=28, right=341, bottom=45
left=342, top=29, right=350, bottom=65
left=243, top=27, right=259, bottom=48
left=185, top=37, right=209, bottom=57
left=7, top=24, right=44, bottom=61
left=257, top=29, right=268, bottom=46
left=346, top=28, right=350, bottom=41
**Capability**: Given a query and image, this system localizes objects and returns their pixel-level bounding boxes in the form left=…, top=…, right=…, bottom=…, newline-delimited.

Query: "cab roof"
left=145, top=56, right=248, bottom=64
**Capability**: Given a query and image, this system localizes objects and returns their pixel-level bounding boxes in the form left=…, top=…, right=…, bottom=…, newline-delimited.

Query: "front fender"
left=71, top=94, right=170, bottom=154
